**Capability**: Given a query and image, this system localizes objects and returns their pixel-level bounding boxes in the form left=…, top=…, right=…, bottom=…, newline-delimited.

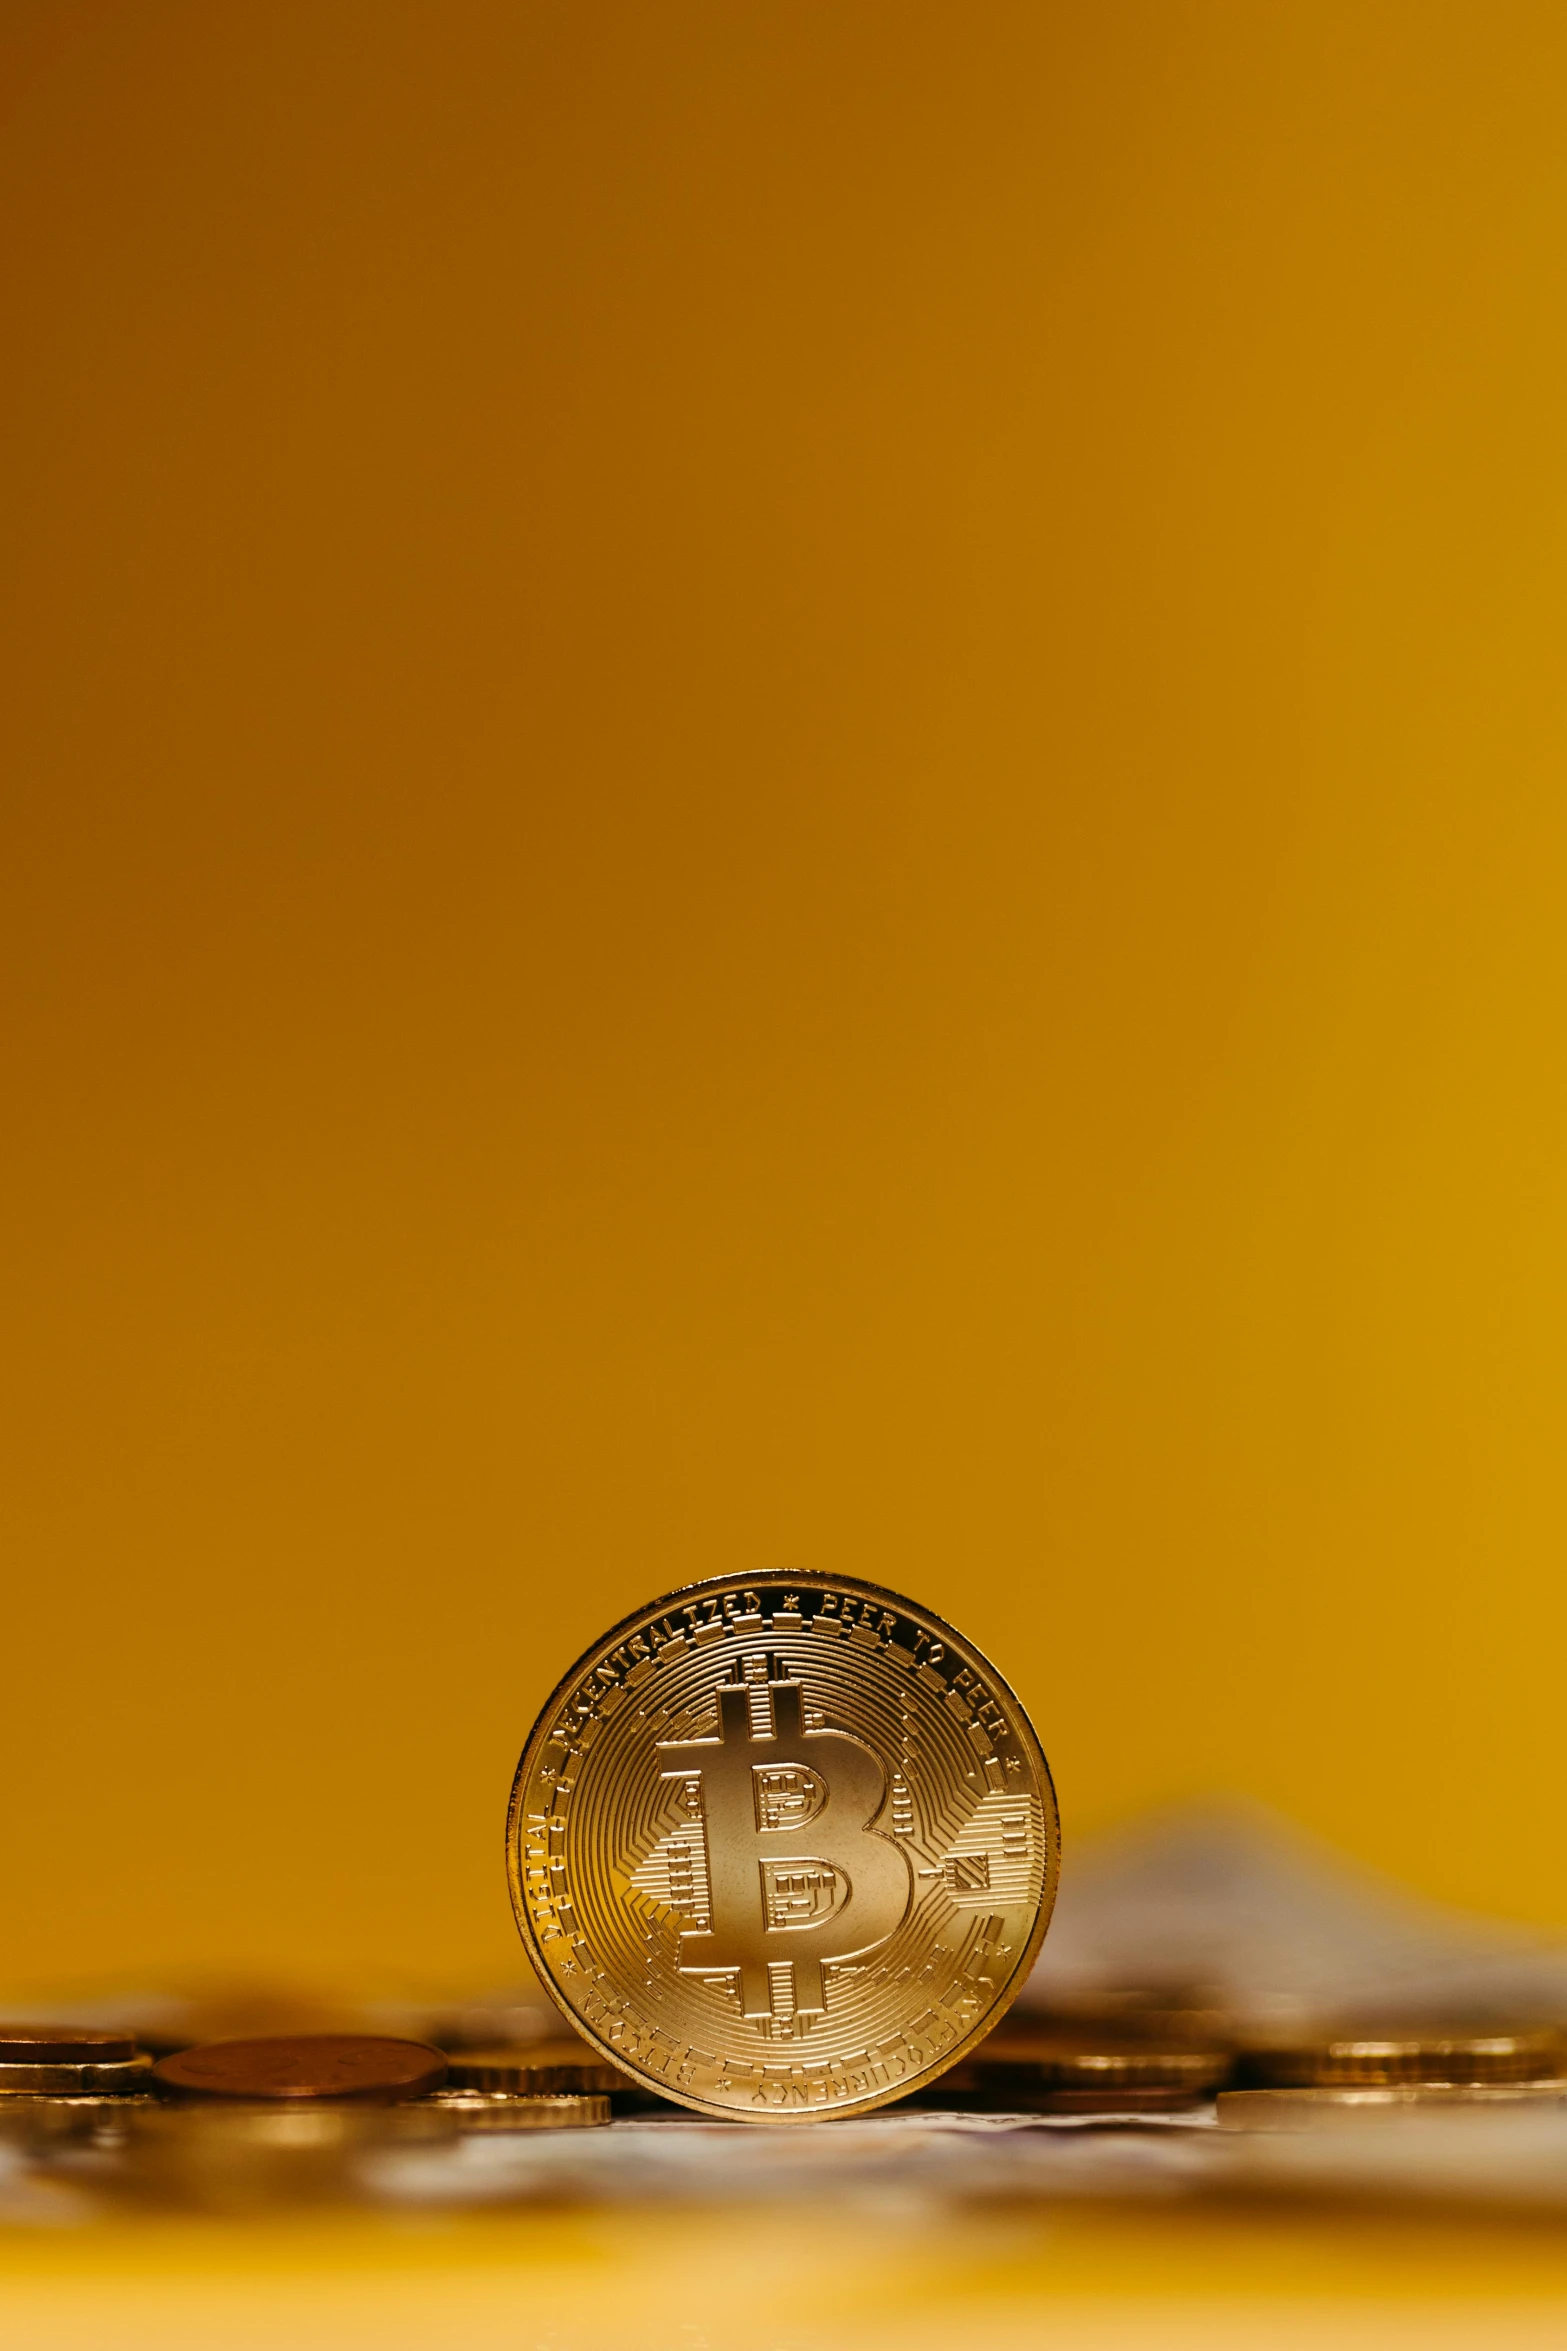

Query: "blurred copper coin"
left=1240, top=2029, right=1560, bottom=2089
left=443, top=2040, right=630, bottom=2096
left=1025, top=1994, right=1239, bottom=2047
left=943, top=2030, right=1231, bottom=2098
left=153, top=2034, right=447, bottom=2102
left=0, top=2026, right=138, bottom=2063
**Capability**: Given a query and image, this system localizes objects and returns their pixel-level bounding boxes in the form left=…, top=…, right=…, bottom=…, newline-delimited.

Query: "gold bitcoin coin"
left=506, top=1572, right=1059, bottom=2121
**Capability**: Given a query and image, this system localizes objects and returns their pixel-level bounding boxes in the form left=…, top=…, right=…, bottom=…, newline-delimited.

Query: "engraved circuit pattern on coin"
left=506, top=1573, right=1059, bottom=2121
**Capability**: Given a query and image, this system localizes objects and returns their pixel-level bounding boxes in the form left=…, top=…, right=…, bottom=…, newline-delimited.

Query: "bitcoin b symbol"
left=658, top=1670, right=911, bottom=2020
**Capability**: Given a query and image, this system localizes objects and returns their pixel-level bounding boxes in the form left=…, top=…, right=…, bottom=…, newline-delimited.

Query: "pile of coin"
left=149, top=2032, right=616, bottom=2133
left=21, top=1577, right=1567, bottom=2160
left=1219, top=2029, right=1567, bottom=2129
left=929, top=2023, right=1233, bottom=2112
left=0, top=2026, right=153, bottom=2096
left=0, top=2026, right=159, bottom=2148
left=0, top=2022, right=625, bottom=2193
left=432, top=2035, right=649, bottom=2127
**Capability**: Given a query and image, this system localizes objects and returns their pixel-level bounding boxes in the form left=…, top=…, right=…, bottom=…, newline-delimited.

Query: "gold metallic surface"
left=507, top=1571, right=1058, bottom=2121
left=1242, top=2031, right=1561, bottom=2088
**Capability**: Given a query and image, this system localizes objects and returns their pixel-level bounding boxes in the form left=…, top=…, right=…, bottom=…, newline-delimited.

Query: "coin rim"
left=1240, top=2030, right=1562, bottom=2089
left=0, top=2030, right=139, bottom=2064
left=958, top=2039, right=1231, bottom=2088
left=0, top=2056, right=154, bottom=2093
left=505, top=1568, right=1061, bottom=2123
left=150, top=2034, right=449, bottom=2101
left=443, top=2045, right=629, bottom=2093
left=427, top=2089, right=613, bottom=2127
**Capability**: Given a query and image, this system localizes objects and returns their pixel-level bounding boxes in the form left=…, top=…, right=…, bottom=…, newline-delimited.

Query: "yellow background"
left=5, top=0, right=1567, bottom=1990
